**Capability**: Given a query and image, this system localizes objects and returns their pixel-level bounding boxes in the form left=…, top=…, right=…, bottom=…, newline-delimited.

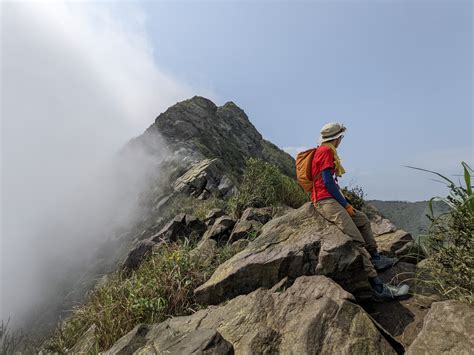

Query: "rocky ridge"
left=58, top=96, right=472, bottom=354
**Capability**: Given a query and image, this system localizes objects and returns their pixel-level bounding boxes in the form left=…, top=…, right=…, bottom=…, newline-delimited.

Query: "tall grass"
left=408, top=162, right=473, bottom=303
left=43, top=239, right=239, bottom=353
left=229, top=158, right=308, bottom=216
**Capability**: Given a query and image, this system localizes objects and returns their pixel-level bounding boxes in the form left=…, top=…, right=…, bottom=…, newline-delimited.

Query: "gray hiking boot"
left=374, top=283, right=410, bottom=302
left=372, top=254, right=398, bottom=270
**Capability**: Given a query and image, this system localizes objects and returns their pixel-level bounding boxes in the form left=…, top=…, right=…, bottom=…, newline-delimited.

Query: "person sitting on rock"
left=312, top=122, right=409, bottom=300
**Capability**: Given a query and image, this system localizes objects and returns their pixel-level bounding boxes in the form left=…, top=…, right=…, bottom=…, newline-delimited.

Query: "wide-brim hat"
left=319, top=122, right=346, bottom=143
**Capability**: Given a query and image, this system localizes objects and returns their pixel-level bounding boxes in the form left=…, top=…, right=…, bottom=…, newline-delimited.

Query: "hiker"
left=310, top=122, right=409, bottom=300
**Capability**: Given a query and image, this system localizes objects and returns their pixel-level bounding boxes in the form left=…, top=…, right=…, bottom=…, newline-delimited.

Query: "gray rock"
left=122, top=240, right=161, bottom=271
left=151, top=214, right=206, bottom=243
left=216, top=176, right=234, bottom=197
left=105, top=276, right=397, bottom=354
left=240, top=207, right=273, bottom=225
left=407, top=300, right=474, bottom=355
left=202, top=216, right=236, bottom=243
left=190, top=239, right=217, bottom=267
left=102, top=324, right=150, bottom=355
left=228, top=219, right=262, bottom=243
left=151, top=214, right=187, bottom=242
left=231, top=239, right=250, bottom=253
left=370, top=214, right=398, bottom=236
left=195, top=202, right=371, bottom=305
left=174, top=159, right=222, bottom=198
left=204, top=208, right=226, bottom=226
left=376, top=229, right=414, bottom=256
left=228, top=207, right=273, bottom=242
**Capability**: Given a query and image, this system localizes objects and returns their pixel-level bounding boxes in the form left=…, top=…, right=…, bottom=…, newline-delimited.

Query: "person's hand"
left=345, top=204, right=355, bottom=217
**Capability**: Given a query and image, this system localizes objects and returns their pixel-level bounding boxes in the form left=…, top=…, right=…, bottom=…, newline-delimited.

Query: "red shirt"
left=311, top=145, right=337, bottom=202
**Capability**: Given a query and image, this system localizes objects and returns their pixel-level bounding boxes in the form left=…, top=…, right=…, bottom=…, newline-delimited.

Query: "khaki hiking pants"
left=314, top=198, right=378, bottom=278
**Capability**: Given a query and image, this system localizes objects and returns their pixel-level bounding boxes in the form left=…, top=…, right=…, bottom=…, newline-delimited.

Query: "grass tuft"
left=229, top=158, right=308, bottom=217
left=43, top=239, right=239, bottom=353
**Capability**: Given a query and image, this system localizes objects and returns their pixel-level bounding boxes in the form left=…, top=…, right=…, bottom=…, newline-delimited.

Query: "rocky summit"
left=40, top=96, right=473, bottom=355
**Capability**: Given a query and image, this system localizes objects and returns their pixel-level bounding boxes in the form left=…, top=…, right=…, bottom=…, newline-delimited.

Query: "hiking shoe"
left=374, top=283, right=410, bottom=302
left=372, top=254, right=398, bottom=270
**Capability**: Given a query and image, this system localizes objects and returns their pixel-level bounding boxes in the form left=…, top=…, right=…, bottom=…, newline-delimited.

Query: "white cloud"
left=1, top=2, right=211, bottom=327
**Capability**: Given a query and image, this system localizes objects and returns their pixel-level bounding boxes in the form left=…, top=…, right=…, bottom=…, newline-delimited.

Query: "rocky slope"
left=45, top=96, right=473, bottom=354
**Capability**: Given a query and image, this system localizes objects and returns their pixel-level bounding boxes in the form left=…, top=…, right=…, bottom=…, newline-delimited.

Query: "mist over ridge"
left=0, top=2, right=205, bottom=328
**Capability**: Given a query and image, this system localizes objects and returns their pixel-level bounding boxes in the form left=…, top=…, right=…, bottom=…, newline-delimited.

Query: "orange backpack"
left=296, top=147, right=319, bottom=192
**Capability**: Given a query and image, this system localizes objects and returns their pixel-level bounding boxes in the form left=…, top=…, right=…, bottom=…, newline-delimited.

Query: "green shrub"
left=43, top=239, right=239, bottom=353
left=408, top=162, right=473, bottom=303
left=229, top=158, right=308, bottom=216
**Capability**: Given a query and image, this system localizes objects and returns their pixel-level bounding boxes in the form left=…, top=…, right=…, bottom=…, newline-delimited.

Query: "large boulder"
left=195, top=202, right=371, bottom=305
left=105, top=276, right=399, bottom=354
left=407, top=300, right=474, bottom=354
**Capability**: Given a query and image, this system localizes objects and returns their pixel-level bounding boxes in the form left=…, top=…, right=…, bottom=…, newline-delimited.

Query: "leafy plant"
left=406, top=162, right=474, bottom=218
left=408, top=162, right=473, bottom=303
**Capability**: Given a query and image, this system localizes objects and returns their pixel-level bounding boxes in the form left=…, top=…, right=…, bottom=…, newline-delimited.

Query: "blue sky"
left=2, top=0, right=472, bottom=204
left=139, top=0, right=472, bottom=201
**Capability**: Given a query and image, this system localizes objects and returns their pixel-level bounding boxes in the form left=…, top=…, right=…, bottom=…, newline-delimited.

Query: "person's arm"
left=321, top=168, right=348, bottom=207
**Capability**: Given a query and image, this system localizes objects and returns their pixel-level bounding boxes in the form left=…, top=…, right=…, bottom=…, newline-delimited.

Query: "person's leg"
left=314, top=199, right=377, bottom=278
left=351, top=208, right=398, bottom=270
left=351, top=209, right=378, bottom=254
left=314, top=199, right=409, bottom=300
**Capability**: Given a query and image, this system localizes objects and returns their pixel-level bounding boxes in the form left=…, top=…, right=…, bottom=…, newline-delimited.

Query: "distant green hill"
left=367, top=200, right=451, bottom=236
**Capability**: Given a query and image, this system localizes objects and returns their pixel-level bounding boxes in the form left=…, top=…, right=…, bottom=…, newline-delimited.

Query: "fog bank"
left=1, top=2, right=208, bottom=328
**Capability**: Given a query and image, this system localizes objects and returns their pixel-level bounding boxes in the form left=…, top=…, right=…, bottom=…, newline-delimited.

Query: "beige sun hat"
left=319, top=122, right=346, bottom=144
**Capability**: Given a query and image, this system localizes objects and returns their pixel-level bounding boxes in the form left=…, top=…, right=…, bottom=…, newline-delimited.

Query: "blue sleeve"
left=322, top=168, right=348, bottom=207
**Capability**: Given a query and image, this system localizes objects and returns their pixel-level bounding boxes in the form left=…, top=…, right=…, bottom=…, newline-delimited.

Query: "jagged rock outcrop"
left=406, top=300, right=474, bottom=354
left=173, top=158, right=234, bottom=199
left=134, top=96, right=295, bottom=182
left=104, top=276, right=400, bottom=354
left=194, top=202, right=371, bottom=305
left=201, top=215, right=237, bottom=243
left=371, top=214, right=398, bottom=236
left=151, top=213, right=207, bottom=243
left=228, top=207, right=273, bottom=242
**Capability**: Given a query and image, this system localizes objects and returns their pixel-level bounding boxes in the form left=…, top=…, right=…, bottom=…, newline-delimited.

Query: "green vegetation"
left=409, top=162, right=474, bottom=303
left=229, top=158, right=308, bottom=216
left=43, top=239, right=239, bottom=353
left=341, top=185, right=377, bottom=219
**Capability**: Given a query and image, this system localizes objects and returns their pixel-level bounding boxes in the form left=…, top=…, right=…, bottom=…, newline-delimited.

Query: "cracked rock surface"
left=104, top=276, right=398, bottom=355
left=194, top=202, right=371, bottom=305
